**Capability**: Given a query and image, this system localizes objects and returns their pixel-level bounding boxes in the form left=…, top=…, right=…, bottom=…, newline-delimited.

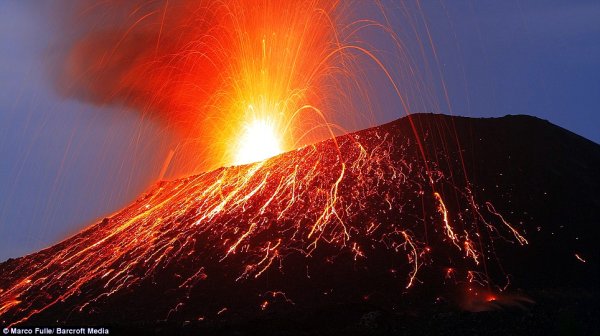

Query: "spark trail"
left=0, top=114, right=528, bottom=326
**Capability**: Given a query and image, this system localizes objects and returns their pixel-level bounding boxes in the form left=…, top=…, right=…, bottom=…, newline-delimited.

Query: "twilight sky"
left=0, top=0, right=598, bottom=261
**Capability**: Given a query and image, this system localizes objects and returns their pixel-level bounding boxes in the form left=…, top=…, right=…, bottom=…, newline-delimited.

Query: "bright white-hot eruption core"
left=234, top=118, right=283, bottom=165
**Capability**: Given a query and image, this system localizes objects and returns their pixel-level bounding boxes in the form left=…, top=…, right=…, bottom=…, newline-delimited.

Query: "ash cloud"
left=52, top=0, right=228, bottom=133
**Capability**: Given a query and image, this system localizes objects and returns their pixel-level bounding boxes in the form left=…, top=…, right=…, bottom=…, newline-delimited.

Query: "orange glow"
left=0, top=121, right=531, bottom=325
left=59, top=0, right=444, bottom=176
left=434, top=192, right=461, bottom=249
left=486, top=295, right=497, bottom=302
left=196, top=0, right=339, bottom=170
left=0, top=2, right=536, bottom=325
left=61, top=0, right=348, bottom=174
left=234, top=117, right=283, bottom=165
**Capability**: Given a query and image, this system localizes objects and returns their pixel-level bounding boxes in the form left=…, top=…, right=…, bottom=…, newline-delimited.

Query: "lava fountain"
left=0, top=0, right=536, bottom=327
left=234, top=116, right=283, bottom=165
left=57, top=0, right=378, bottom=174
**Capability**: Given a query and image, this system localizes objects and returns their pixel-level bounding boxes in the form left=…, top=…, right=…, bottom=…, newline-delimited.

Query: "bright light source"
left=234, top=118, right=283, bottom=165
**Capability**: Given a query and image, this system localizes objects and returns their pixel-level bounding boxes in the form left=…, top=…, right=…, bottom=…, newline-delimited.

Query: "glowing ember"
left=234, top=117, right=283, bottom=165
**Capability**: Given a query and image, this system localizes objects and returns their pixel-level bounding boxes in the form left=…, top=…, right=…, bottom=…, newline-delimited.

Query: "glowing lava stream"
left=0, top=0, right=539, bottom=326
left=0, top=116, right=531, bottom=326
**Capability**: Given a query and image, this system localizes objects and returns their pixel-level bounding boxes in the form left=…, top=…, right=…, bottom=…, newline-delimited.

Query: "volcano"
left=1, top=114, right=598, bottom=334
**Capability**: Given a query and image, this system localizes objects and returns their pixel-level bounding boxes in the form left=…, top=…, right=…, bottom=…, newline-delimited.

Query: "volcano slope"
left=1, top=113, right=598, bottom=334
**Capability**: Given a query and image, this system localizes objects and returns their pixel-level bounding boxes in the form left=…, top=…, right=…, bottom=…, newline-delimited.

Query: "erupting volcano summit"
left=1, top=114, right=598, bottom=334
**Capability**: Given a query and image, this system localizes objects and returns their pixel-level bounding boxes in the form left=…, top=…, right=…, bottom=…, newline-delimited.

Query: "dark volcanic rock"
left=0, top=114, right=598, bottom=335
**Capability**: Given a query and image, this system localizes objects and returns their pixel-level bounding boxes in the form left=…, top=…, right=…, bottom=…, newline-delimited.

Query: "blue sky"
left=419, top=1, right=600, bottom=139
left=0, top=0, right=598, bottom=261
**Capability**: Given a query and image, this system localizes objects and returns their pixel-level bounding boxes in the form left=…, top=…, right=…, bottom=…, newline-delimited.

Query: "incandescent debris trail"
left=1, top=113, right=598, bottom=327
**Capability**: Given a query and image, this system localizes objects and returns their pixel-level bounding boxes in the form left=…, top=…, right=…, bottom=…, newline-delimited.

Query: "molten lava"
left=234, top=117, right=283, bottom=165
left=0, top=114, right=532, bottom=326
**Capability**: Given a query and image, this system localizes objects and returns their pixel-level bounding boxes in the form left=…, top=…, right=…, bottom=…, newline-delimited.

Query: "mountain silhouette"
left=1, top=113, right=598, bottom=334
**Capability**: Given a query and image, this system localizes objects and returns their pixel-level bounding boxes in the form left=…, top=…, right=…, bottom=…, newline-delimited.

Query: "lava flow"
left=0, top=114, right=531, bottom=326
